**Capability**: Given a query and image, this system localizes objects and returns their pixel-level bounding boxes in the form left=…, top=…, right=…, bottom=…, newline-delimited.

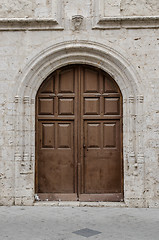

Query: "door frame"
left=35, top=64, right=124, bottom=202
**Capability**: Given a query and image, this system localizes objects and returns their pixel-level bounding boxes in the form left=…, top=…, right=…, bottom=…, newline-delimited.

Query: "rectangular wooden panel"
left=57, top=123, right=72, bottom=149
left=59, top=69, right=74, bottom=93
left=87, top=123, right=101, bottom=148
left=38, top=98, right=54, bottom=115
left=84, top=98, right=100, bottom=115
left=84, top=69, right=99, bottom=93
left=58, top=98, right=74, bottom=115
left=42, top=123, right=55, bottom=148
left=103, top=123, right=116, bottom=148
left=104, top=98, right=120, bottom=115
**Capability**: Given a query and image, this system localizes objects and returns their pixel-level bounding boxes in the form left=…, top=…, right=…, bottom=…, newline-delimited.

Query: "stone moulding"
left=0, top=18, right=64, bottom=31
left=0, top=16, right=159, bottom=31
left=93, top=16, right=159, bottom=29
left=93, top=1, right=159, bottom=30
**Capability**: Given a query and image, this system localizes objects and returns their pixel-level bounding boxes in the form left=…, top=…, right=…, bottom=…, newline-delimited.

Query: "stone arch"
left=13, top=40, right=144, bottom=205
left=16, top=40, right=141, bottom=98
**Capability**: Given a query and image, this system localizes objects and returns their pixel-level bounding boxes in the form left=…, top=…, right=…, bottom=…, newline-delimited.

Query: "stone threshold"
left=34, top=201, right=126, bottom=207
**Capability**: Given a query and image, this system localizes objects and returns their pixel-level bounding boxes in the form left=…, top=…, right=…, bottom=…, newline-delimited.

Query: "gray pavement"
left=0, top=206, right=159, bottom=240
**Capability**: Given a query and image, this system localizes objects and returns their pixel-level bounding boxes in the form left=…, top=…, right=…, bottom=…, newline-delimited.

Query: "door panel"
left=83, top=120, right=121, bottom=195
left=103, top=122, right=118, bottom=148
left=38, top=121, right=74, bottom=193
left=36, top=66, right=77, bottom=200
left=104, top=98, right=120, bottom=115
left=86, top=123, right=101, bottom=148
left=38, top=98, right=54, bottom=115
left=84, top=98, right=100, bottom=115
left=84, top=68, right=100, bottom=93
left=58, top=98, right=74, bottom=115
left=40, top=75, right=55, bottom=93
left=79, top=66, right=123, bottom=201
left=36, top=65, right=123, bottom=202
left=103, top=74, right=118, bottom=93
left=57, top=123, right=73, bottom=149
left=42, top=123, right=55, bottom=148
left=59, top=68, right=75, bottom=93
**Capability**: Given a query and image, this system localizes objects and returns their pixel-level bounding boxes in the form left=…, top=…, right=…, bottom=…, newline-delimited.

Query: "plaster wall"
left=0, top=0, right=159, bottom=207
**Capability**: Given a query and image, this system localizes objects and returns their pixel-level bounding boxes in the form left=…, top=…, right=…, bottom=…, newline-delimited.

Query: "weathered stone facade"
left=0, top=0, right=158, bottom=207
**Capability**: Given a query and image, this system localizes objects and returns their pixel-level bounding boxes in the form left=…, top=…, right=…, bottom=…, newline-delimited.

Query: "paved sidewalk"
left=0, top=206, right=159, bottom=240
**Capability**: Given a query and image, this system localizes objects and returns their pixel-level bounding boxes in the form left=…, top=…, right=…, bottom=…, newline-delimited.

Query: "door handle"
left=83, top=145, right=88, bottom=150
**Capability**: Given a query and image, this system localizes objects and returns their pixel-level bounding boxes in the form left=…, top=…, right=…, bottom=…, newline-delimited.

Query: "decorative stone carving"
left=23, top=96, right=30, bottom=104
left=72, top=15, right=84, bottom=31
left=128, top=152, right=136, bottom=167
left=31, top=153, right=35, bottom=161
left=23, top=153, right=29, bottom=161
left=14, top=152, right=22, bottom=161
left=137, top=154, right=145, bottom=164
left=15, top=96, right=21, bottom=103
left=137, top=95, right=144, bottom=103
left=129, top=96, right=135, bottom=103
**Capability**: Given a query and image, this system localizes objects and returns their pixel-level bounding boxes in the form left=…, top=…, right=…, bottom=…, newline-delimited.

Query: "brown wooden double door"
left=36, top=65, right=123, bottom=202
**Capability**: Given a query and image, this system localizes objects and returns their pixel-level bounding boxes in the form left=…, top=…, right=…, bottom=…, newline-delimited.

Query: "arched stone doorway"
left=13, top=40, right=144, bottom=206
left=35, top=65, right=123, bottom=201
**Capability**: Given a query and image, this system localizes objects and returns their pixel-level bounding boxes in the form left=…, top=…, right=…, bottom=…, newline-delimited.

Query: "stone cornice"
left=0, top=16, right=159, bottom=31
left=0, top=18, right=64, bottom=31
left=93, top=16, right=159, bottom=29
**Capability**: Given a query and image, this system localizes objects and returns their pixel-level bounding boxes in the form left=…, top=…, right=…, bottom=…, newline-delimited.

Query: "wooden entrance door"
left=36, top=65, right=123, bottom=202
